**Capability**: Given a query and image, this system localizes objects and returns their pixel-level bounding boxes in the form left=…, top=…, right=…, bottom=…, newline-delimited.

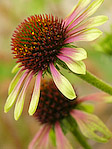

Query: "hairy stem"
left=73, top=70, right=112, bottom=95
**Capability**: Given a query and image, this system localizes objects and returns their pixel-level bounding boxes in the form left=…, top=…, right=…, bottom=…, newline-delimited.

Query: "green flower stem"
left=71, top=126, right=91, bottom=149
left=73, top=70, right=112, bottom=95
left=61, top=117, right=91, bottom=149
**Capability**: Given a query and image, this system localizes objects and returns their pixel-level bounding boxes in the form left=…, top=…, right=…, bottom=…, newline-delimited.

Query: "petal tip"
left=4, top=104, right=10, bottom=113
left=67, top=91, right=77, bottom=100
left=4, top=107, right=8, bottom=113
left=28, top=108, right=35, bottom=116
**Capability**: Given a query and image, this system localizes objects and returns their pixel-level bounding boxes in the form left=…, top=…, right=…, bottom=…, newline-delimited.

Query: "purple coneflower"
left=4, top=0, right=108, bottom=120
left=28, top=80, right=112, bottom=149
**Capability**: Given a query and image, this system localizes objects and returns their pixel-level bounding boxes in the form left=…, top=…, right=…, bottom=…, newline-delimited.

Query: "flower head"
left=4, top=0, right=108, bottom=119
left=29, top=80, right=112, bottom=149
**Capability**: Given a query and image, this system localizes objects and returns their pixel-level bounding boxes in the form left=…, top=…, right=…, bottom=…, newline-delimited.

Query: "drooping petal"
left=60, top=47, right=87, bottom=61
left=77, top=92, right=112, bottom=104
left=14, top=72, right=33, bottom=120
left=38, top=125, right=51, bottom=148
left=11, top=63, right=21, bottom=73
left=28, top=125, right=51, bottom=149
left=65, top=28, right=102, bottom=43
left=55, top=122, right=73, bottom=149
left=8, top=68, right=23, bottom=95
left=65, top=0, right=92, bottom=27
left=50, top=63, right=76, bottom=100
left=70, top=110, right=112, bottom=142
left=4, top=70, right=29, bottom=113
left=58, top=55, right=86, bottom=74
left=67, top=0, right=104, bottom=31
left=28, top=71, right=42, bottom=115
left=68, top=15, right=108, bottom=35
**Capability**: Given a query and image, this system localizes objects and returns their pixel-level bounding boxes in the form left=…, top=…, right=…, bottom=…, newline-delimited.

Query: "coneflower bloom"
left=4, top=0, right=108, bottom=119
left=28, top=80, right=112, bottom=149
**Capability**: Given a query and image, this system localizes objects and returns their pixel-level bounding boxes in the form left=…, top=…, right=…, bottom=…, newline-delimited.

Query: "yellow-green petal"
left=28, top=71, right=42, bottom=115
left=70, top=48, right=87, bottom=61
left=50, top=64, right=76, bottom=100
left=8, top=68, right=23, bottom=95
left=4, top=72, right=28, bottom=113
left=11, top=63, right=21, bottom=73
left=86, top=15, right=108, bottom=28
left=14, top=90, right=25, bottom=120
left=14, top=73, right=33, bottom=120
left=66, top=61, right=86, bottom=74
left=78, top=28, right=103, bottom=41
left=85, top=0, right=104, bottom=17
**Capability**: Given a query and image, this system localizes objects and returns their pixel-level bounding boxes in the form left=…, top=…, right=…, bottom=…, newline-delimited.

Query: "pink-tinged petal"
left=14, top=72, right=33, bottom=120
left=11, top=63, right=21, bottom=73
left=58, top=55, right=86, bottom=74
left=70, top=110, right=112, bottom=142
left=28, top=125, right=51, bottom=149
left=60, top=47, right=87, bottom=61
left=8, top=67, right=23, bottom=95
left=65, top=0, right=91, bottom=27
left=77, top=92, right=112, bottom=104
left=67, top=0, right=104, bottom=31
left=68, top=15, right=108, bottom=35
left=38, top=125, right=51, bottom=148
left=65, top=28, right=102, bottom=43
left=55, top=122, right=73, bottom=149
left=28, top=71, right=42, bottom=116
left=50, top=63, right=76, bottom=100
left=4, top=70, right=29, bottom=113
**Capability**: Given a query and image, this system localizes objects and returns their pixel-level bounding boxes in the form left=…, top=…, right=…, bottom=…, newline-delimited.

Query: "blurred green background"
left=0, top=0, right=112, bottom=148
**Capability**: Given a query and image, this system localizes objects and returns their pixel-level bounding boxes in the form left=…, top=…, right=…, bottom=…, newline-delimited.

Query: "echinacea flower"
left=28, top=80, right=112, bottom=149
left=4, top=0, right=108, bottom=119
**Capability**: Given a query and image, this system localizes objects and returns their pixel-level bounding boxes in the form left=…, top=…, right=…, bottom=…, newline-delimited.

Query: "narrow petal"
left=8, top=68, right=23, bottom=95
left=65, top=28, right=102, bottom=43
left=38, top=125, right=51, bottom=148
left=55, top=122, right=73, bottom=149
left=50, top=64, right=76, bottom=99
left=77, top=92, right=112, bottom=104
left=65, top=0, right=91, bottom=27
left=28, top=71, right=42, bottom=115
left=14, top=72, right=33, bottom=120
left=28, top=125, right=51, bottom=149
left=4, top=71, right=28, bottom=113
left=71, top=110, right=112, bottom=142
left=11, top=63, right=21, bottom=73
left=67, top=0, right=104, bottom=31
left=61, top=47, right=87, bottom=61
left=58, top=55, right=86, bottom=74
left=69, top=15, right=108, bottom=35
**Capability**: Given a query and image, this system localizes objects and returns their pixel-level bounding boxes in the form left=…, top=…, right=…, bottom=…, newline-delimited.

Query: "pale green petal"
left=78, top=0, right=91, bottom=6
left=66, top=61, right=86, bottom=74
left=14, top=89, right=26, bottom=120
left=4, top=89, right=20, bottom=113
left=4, top=72, right=28, bottom=113
left=78, top=28, right=102, bottom=41
left=71, top=110, right=112, bottom=142
left=8, top=68, right=23, bottom=95
left=28, top=71, right=42, bottom=115
left=85, top=0, right=104, bottom=17
left=11, top=63, right=21, bottom=73
left=50, top=64, right=76, bottom=100
left=14, top=73, right=33, bottom=120
left=71, top=48, right=87, bottom=61
left=86, top=15, right=108, bottom=28
left=71, top=15, right=108, bottom=34
left=61, top=48, right=87, bottom=61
